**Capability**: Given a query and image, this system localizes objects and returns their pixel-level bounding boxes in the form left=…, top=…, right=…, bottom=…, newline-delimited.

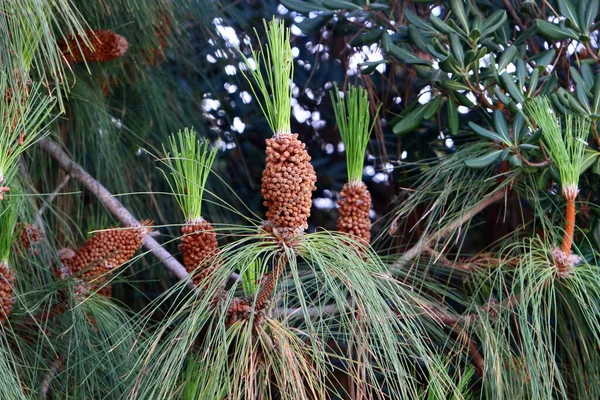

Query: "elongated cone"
left=179, top=219, right=220, bottom=286
left=261, top=133, right=317, bottom=236
left=65, top=221, right=152, bottom=283
left=0, top=262, right=15, bottom=324
left=60, top=29, right=129, bottom=64
left=337, top=182, right=372, bottom=243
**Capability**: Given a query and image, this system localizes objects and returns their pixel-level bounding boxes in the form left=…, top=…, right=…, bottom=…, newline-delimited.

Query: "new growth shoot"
left=525, top=96, right=591, bottom=263
left=238, top=18, right=293, bottom=136
left=330, top=85, right=378, bottom=186
left=162, top=128, right=218, bottom=224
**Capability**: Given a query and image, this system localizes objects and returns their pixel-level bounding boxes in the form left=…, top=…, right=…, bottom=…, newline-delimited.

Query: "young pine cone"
left=0, top=262, right=16, bottom=324
left=60, top=29, right=129, bottom=64
left=337, top=182, right=372, bottom=244
left=65, top=221, right=152, bottom=283
left=179, top=219, right=220, bottom=286
left=18, top=223, right=44, bottom=253
left=261, top=133, right=317, bottom=235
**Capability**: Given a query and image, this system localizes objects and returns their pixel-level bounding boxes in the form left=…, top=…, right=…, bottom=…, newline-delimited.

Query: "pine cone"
left=337, top=182, right=372, bottom=244
left=0, top=262, right=16, bottom=324
left=179, top=219, right=220, bottom=286
left=60, top=29, right=129, bottom=64
left=65, top=221, right=152, bottom=283
left=19, top=223, right=44, bottom=252
left=261, top=133, right=316, bottom=235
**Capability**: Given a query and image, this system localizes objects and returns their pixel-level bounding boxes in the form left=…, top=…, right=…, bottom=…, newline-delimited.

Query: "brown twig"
left=392, top=190, right=506, bottom=271
left=39, top=356, right=64, bottom=400
left=38, top=139, right=189, bottom=281
left=38, top=174, right=71, bottom=216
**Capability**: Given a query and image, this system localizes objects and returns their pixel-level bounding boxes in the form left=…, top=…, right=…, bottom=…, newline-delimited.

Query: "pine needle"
left=0, top=195, right=18, bottom=262
left=330, top=85, right=377, bottom=185
left=161, top=127, right=219, bottom=222
left=525, top=97, right=590, bottom=197
left=237, top=18, right=293, bottom=136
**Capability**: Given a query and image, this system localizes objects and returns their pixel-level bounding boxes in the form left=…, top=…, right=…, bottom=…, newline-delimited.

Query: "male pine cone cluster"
left=60, top=29, right=129, bottom=64
left=179, top=219, right=220, bottom=285
left=0, top=262, right=15, bottom=324
left=337, top=182, right=372, bottom=243
left=261, top=133, right=316, bottom=235
left=63, top=222, right=151, bottom=283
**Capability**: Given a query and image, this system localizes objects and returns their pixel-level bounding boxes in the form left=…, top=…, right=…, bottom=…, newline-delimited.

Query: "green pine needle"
left=330, top=85, right=378, bottom=184
left=161, top=128, right=219, bottom=222
left=238, top=18, right=293, bottom=136
left=0, top=195, right=18, bottom=262
left=525, top=97, right=590, bottom=196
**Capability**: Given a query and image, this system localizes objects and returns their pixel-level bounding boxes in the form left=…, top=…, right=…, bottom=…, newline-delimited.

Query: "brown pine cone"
left=65, top=221, right=152, bottom=283
left=337, top=182, right=372, bottom=244
left=60, top=29, right=129, bottom=64
left=261, top=133, right=316, bottom=235
left=0, top=262, right=16, bottom=324
left=179, top=219, right=220, bottom=286
left=19, top=223, right=44, bottom=252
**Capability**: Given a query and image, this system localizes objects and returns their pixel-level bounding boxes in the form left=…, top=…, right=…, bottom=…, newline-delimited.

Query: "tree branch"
left=391, top=190, right=506, bottom=271
left=38, top=138, right=190, bottom=281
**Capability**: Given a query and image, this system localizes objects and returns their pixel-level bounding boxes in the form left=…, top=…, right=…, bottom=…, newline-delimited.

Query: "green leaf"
left=450, top=0, right=470, bottom=32
left=387, top=44, right=431, bottom=65
left=519, top=143, right=539, bottom=151
left=529, top=48, right=556, bottom=67
left=295, top=12, right=334, bottom=34
left=350, top=29, right=384, bottom=46
left=408, top=26, right=429, bottom=52
left=392, top=105, right=427, bottom=135
left=423, top=96, right=442, bottom=119
left=455, top=91, right=475, bottom=108
left=580, top=149, right=600, bottom=174
left=498, top=45, right=518, bottom=72
left=450, top=34, right=464, bottom=66
left=592, top=73, right=600, bottom=113
left=465, top=150, right=503, bottom=168
left=468, top=121, right=511, bottom=145
left=535, top=20, right=579, bottom=40
left=500, top=72, right=525, bottom=103
left=322, top=0, right=361, bottom=9
left=437, top=79, right=471, bottom=91
left=430, top=15, right=456, bottom=34
left=493, top=110, right=511, bottom=144
left=447, top=100, right=459, bottom=135
left=359, top=60, right=385, bottom=74
left=558, top=0, right=581, bottom=30
left=405, top=9, right=437, bottom=34
left=580, top=0, right=599, bottom=31
left=527, top=68, right=539, bottom=97
left=481, top=10, right=507, bottom=36
left=280, top=0, right=329, bottom=13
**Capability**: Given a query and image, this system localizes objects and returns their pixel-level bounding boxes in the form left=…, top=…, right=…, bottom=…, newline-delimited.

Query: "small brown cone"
left=18, top=223, right=44, bottom=253
left=0, top=262, right=16, bottom=324
left=261, top=133, right=317, bottom=236
left=65, top=221, right=152, bottom=283
left=60, top=29, right=129, bottom=64
left=337, top=182, right=372, bottom=244
left=179, top=219, right=220, bottom=286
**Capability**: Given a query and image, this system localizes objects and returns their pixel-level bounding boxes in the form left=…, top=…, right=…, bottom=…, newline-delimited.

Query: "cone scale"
left=60, top=29, right=129, bottom=64
left=0, top=261, right=15, bottom=324
left=179, top=218, right=220, bottom=286
left=337, top=182, right=372, bottom=244
left=261, top=133, right=316, bottom=237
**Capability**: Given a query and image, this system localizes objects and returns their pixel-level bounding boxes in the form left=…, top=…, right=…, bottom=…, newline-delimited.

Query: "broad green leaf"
left=450, top=0, right=469, bottom=32
left=350, top=29, right=383, bottom=46
left=455, top=91, right=475, bottom=108
left=322, top=0, right=361, bottom=9
left=515, top=58, right=526, bottom=88
left=437, top=79, right=471, bottom=91
left=494, top=86, right=510, bottom=105
left=430, top=15, right=456, bottom=34
left=580, top=149, right=600, bottom=174
left=465, top=150, right=503, bottom=168
left=529, top=48, right=556, bottom=67
left=580, top=0, right=599, bottom=31
left=447, top=100, right=459, bottom=135
left=450, top=34, right=464, bottom=66
left=527, top=68, right=539, bottom=97
left=408, top=26, right=429, bottom=52
left=481, top=10, right=507, bottom=36
left=295, top=12, right=334, bottom=34
left=535, top=20, right=579, bottom=40
left=558, top=0, right=581, bottom=30
left=592, top=73, right=600, bottom=113
left=280, top=0, right=329, bottom=13
left=392, top=105, right=427, bottom=135
left=519, top=143, right=539, bottom=151
left=405, top=9, right=437, bottom=34
left=388, top=44, right=431, bottom=65
left=493, top=110, right=511, bottom=144
left=498, top=45, right=518, bottom=72
left=513, top=113, right=525, bottom=142
left=509, top=154, right=523, bottom=167
left=423, top=96, right=442, bottom=119
left=468, top=121, right=511, bottom=145
left=359, top=60, right=385, bottom=74
left=581, top=63, right=595, bottom=87
left=500, top=72, right=525, bottom=103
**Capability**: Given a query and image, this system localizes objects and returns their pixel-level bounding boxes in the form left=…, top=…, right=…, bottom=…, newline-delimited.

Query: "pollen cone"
left=337, top=182, right=372, bottom=244
left=261, top=133, right=316, bottom=236
left=179, top=219, right=220, bottom=286
left=66, top=221, right=152, bottom=283
left=61, top=29, right=129, bottom=64
left=0, top=262, right=15, bottom=324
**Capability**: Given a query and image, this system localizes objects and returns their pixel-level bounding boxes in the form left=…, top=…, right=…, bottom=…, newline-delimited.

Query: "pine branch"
left=38, top=173, right=70, bottom=216
left=392, top=189, right=506, bottom=271
left=38, top=139, right=189, bottom=281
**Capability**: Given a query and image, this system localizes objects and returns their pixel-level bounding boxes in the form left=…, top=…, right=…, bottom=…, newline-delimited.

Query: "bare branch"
left=38, top=173, right=70, bottom=215
left=38, top=138, right=190, bottom=281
